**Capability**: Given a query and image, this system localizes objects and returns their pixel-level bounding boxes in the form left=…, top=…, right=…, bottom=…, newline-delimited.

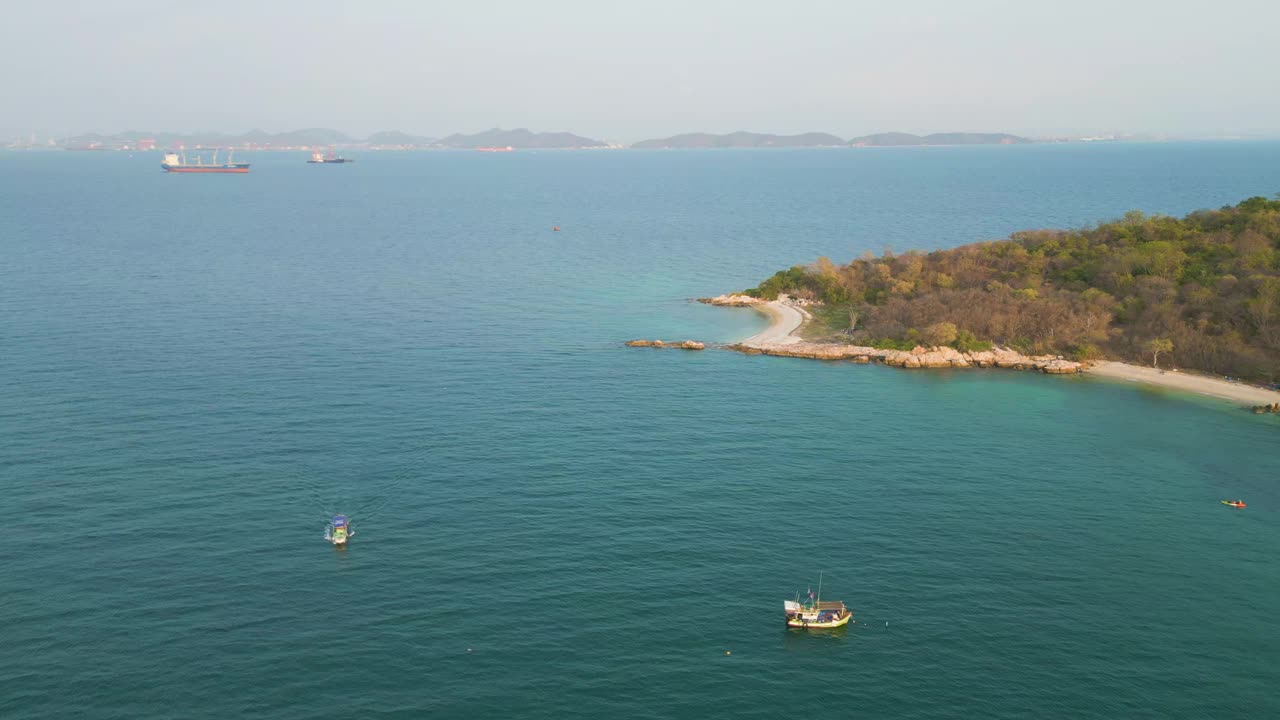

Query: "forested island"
left=632, top=131, right=846, bottom=149
left=630, top=130, right=1028, bottom=149
left=847, top=132, right=1028, bottom=146
left=741, top=198, right=1280, bottom=383
left=436, top=127, right=607, bottom=149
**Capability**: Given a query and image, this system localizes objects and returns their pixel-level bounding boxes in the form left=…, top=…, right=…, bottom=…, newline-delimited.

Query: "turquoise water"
left=2, top=145, right=1279, bottom=718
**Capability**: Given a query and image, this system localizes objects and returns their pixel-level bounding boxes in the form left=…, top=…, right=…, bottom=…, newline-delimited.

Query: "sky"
left=1, top=0, right=1277, bottom=143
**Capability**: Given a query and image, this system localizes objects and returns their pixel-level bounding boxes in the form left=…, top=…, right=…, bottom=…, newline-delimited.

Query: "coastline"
left=739, top=300, right=809, bottom=346
left=728, top=298, right=1280, bottom=409
left=1086, top=361, right=1280, bottom=407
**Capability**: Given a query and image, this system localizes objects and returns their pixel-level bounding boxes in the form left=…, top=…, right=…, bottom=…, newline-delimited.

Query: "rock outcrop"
left=626, top=339, right=705, bottom=350
left=728, top=342, right=1081, bottom=374
left=1252, top=402, right=1280, bottom=414
left=697, top=294, right=763, bottom=307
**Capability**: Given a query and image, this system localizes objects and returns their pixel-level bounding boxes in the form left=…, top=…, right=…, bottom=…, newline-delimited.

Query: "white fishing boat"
left=784, top=573, right=853, bottom=629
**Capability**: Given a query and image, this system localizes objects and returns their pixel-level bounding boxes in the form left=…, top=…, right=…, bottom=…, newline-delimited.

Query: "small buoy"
left=725, top=651, right=731, bottom=656
left=467, top=648, right=472, bottom=653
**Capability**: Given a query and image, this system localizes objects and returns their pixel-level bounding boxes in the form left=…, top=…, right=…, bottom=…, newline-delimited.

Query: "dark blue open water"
left=2, top=144, right=1278, bottom=718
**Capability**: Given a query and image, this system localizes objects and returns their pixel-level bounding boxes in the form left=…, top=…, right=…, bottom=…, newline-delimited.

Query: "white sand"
left=741, top=300, right=808, bottom=347
left=1087, top=361, right=1280, bottom=407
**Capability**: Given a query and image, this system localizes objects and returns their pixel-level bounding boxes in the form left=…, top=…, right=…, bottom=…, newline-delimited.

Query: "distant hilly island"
left=56, top=127, right=1032, bottom=150
left=632, top=131, right=846, bottom=149
left=59, top=127, right=607, bottom=149
left=848, top=132, right=1028, bottom=146
left=636, top=131, right=1029, bottom=148
left=62, top=128, right=431, bottom=148
left=437, top=127, right=607, bottom=149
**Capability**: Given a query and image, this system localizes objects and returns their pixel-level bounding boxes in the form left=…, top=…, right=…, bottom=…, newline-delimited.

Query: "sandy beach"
left=1087, top=361, right=1280, bottom=407
left=741, top=300, right=1280, bottom=409
left=741, top=300, right=809, bottom=346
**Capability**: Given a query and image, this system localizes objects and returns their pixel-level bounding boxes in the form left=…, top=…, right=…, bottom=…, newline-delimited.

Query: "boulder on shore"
left=1038, top=359, right=1082, bottom=374
left=698, top=294, right=763, bottom=306
left=729, top=340, right=1084, bottom=374
left=626, top=339, right=705, bottom=350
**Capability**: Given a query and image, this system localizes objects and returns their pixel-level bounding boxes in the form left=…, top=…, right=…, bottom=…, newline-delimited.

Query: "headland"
left=703, top=294, right=1082, bottom=373
left=697, top=294, right=1280, bottom=411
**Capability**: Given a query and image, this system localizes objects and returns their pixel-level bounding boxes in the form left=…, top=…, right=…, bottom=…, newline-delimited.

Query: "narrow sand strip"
left=1087, top=361, right=1280, bottom=407
left=741, top=300, right=808, bottom=346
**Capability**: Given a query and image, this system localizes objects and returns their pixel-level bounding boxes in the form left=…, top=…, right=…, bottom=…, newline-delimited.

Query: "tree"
left=921, top=322, right=958, bottom=347
left=1146, top=338, right=1174, bottom=368
left=744, top=197, right=1280, bottom=382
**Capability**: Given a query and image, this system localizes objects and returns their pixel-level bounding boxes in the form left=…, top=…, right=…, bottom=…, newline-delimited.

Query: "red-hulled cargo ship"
left=161, top=150, right=250, bottom=173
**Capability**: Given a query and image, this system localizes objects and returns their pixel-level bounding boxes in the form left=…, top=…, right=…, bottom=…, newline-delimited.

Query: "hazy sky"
left=2, top=0, right=1277, bottom=141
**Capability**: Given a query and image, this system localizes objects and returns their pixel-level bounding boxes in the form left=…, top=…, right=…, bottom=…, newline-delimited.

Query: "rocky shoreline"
left=625, top=339, right=706, bottom=350
left=625, top=295, right=1280, bottom=412
left=701, top=295, right=1082, bottom=374
left=729, top=339, right=1082, bottom=373
left=697, top=293, right=764, bottom=307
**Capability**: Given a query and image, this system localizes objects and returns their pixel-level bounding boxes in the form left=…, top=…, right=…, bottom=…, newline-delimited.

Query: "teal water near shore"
left=2, top=145, right=1279, bottom=718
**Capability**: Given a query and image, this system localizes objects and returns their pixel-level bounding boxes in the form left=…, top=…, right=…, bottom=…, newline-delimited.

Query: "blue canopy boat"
left=326, top=515, right=353, bottom=545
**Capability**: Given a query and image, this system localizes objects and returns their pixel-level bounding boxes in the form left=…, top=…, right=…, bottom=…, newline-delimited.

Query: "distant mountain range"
left=632, top=131, right=1029, bottom=148
left=53, top=127, right=1031, bottom=150
left=60, top=127, right=606, bottom=149
left=436, top=127, right=607, bottom=149
left=61, top=128, right=360, bottom=148
left=847, top=132, right=1029, bottom=146
left=365, top=130, right=436, bottom=146
left=632, top=131, right=846, bottom=149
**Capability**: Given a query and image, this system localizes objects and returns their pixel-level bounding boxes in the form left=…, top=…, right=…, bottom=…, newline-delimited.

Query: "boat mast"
left=817, top=572, right=823, bottom=605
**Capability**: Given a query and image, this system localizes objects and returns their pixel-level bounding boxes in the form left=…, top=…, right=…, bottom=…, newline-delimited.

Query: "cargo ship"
left=476, top=146, right=514, bottom=152
left=161, top=149, right=249, bottom=173
left=308, top=147, right=353, bottom=163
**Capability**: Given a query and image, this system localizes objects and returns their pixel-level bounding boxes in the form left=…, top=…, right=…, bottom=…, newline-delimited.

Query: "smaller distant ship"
left=784, top=573, right=853, bottom=629
left=476, top=146, right=514, bottom=152
left=325, top=515, right=354, bottom=545
left=308, top=146, right=353, bottom=164
left=161, top=149, right=249, bottom=173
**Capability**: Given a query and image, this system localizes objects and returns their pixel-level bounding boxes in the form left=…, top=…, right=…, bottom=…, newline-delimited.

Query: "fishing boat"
left=784, top=573, right=853, bottom=629
left=307, top=146, right=353, bottom=163
left=325, top=515, right=353, bottom=545
left=161, top=149, right=249, bottom=173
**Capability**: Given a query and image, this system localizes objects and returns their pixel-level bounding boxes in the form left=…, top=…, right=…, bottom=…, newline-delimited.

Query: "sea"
left=2, top=143, right=1278, bottom=719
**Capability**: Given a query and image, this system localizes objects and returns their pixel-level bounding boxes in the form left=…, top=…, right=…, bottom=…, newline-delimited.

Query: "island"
left=436, top=127, right=607, bottom=149
left=632, top=131, right=846, bottom=149
left=365, top=130, right=436, bottom=148
left=630, top=130, right=1028, bottom=149
left=61, top=127, right=359, bottom=150
left=847, top=132, right=1029, bottom=146
left=699, top=197, right=1280, bottom=411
